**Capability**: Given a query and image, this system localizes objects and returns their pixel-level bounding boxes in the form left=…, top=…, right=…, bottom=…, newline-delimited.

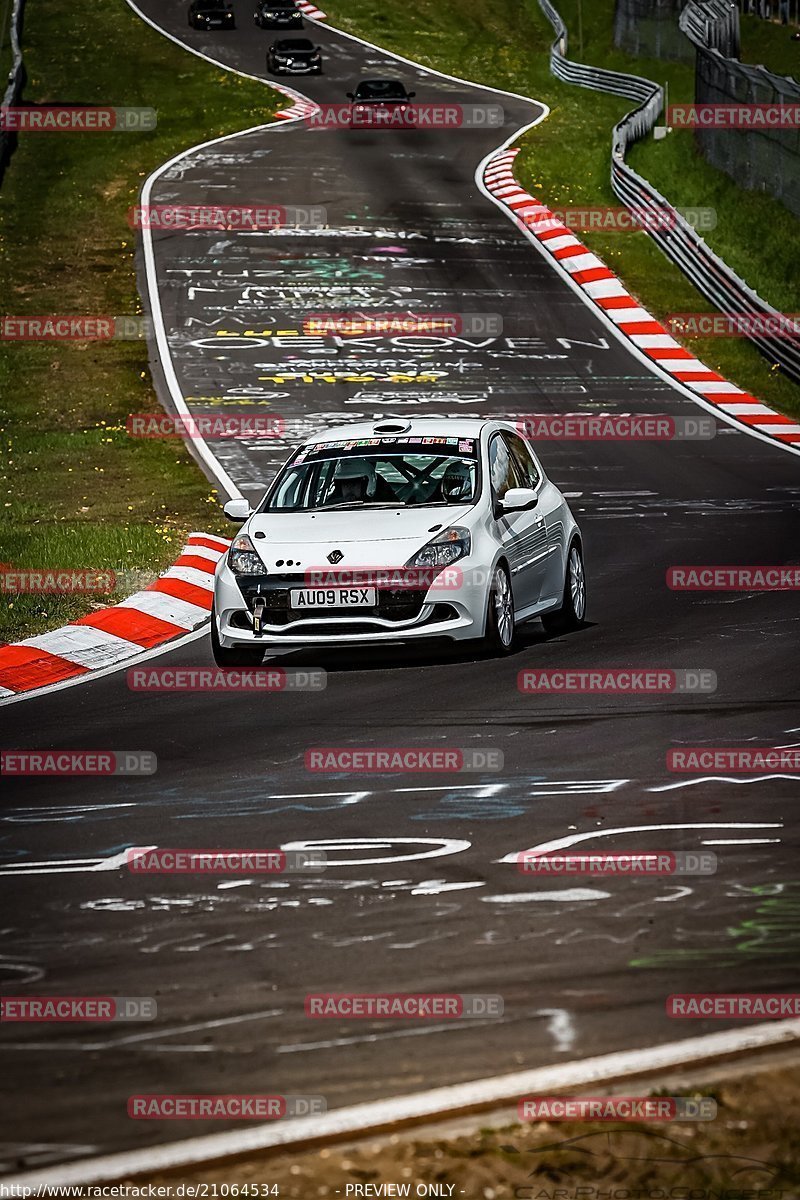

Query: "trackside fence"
left=681, top=0, right=800, bottom=216
left=536, top=0, right=800, bottom=383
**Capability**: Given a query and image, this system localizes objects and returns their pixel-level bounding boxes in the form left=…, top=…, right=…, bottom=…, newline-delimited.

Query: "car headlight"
left=406, top=526, right=471, bottom=569
left=229, top=534, right=266, bottom=575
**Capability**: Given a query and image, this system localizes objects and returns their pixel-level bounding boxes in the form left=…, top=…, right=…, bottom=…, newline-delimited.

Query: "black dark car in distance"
left=267, top=38, right=322, bottom=74
left=188, top=0, right=236, bottom=27
left=346, top=79, right=418, bottom=128
left=255, top=0, right=303, bottom=28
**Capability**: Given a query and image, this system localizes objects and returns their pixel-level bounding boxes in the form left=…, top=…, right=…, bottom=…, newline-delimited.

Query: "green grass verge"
left=0, top=0, right=282, bottom=644
left=323, top=0, right=800, bottom=424
left=740, top=11, right=800, bottom=77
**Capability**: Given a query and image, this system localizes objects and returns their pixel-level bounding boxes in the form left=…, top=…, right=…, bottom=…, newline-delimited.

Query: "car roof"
left=300, top=418, right=502, bottom=446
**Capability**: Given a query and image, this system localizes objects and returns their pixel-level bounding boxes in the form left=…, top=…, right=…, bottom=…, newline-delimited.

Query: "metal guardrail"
left=537, top=0, right=800, bottom=384
left=680, top=0, right=741, bottom=55
left=1, top=0, right=26, bottom=186
left=681, top=0, right=800, bottom=216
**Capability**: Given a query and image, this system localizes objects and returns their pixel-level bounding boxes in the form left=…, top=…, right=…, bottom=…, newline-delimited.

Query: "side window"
left=272, top=465, right=308, bottom=510
left=505, top=434, right=541, bottom=489
left=488, top=434, right=521, bottom=501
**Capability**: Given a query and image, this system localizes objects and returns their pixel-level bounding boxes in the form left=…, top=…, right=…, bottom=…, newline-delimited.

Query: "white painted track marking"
left=7, top=1021, right=799, bottom=1185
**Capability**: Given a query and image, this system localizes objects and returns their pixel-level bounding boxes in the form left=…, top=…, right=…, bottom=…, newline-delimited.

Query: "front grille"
left=236, top=574, right=428, bottom=627
left=240, top=605, right=459, bottom=638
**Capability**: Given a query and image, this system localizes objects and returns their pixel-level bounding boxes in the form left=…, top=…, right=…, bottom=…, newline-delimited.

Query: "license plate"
left=290, top=587, right=377, bottom=609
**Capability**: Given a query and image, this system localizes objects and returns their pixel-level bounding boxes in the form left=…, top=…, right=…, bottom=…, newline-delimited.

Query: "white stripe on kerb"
left=19, top=626, right=140, bottom=670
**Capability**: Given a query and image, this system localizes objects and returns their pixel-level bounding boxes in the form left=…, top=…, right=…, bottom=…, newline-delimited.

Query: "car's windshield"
left=263, top=438, right=479, bottom=512
left=275, top=38, right=313, bottom=49
left=354, top=81, right=409, bottom=101
left=264, top=1, right=296, bottom=8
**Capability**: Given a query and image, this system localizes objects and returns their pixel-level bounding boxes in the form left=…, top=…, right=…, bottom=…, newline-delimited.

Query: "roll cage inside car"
left=259, top=445, right=484, bottom=512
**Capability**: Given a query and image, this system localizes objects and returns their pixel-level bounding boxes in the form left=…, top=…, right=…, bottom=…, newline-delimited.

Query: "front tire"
left=541, top=540, right=586, bottom=635
left=211, top=605, right=265, bottom=667
left=482, top=563, right=516, bottom=655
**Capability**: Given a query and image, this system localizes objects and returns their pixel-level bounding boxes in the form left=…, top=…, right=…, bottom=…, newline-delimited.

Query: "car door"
left=488, top=432, right=549, bottom=613
left=512, top=432, right=568, bottom=606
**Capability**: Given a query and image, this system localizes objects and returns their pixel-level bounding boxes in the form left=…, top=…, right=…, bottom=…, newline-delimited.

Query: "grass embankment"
left=0, top=0, right=281, bottom=643
left=740, top=11, right=800, bottom=77
left=323, top=0, right=800, bottom=423
left=134, top=1062, right=800, bottom=1195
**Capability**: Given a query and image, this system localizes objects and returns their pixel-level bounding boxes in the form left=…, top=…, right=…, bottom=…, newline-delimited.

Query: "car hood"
left=246, top=506, right=471, bottom=560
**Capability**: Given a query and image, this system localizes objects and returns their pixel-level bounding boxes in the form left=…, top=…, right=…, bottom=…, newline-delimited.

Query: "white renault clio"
left=211, top=418, right=585, bottom=664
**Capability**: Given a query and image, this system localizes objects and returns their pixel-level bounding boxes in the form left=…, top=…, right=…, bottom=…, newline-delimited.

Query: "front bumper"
left=213, top=559, right=485, bottom=647
left=350, top=109, right=417, bottom=129
left=272, top=61, right=321, bottom=72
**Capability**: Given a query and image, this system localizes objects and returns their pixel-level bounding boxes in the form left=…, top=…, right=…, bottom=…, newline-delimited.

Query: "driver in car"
left=441, top=461, right=473, bottom=502
left=326, top=458, right=377, bottom=504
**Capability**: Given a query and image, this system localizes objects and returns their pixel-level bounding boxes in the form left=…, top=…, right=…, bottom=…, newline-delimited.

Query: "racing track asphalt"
left=1, top=1, right=799, bottom=1175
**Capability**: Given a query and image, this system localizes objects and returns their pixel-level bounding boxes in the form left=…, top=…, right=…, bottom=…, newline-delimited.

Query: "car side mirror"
left=223, top=498, right=252, bottom=521
left=346, top=92, right=354, bottom=100
left=407, top=90, right=416, bottom=98
left=500, top=487, right=538, bottom=513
